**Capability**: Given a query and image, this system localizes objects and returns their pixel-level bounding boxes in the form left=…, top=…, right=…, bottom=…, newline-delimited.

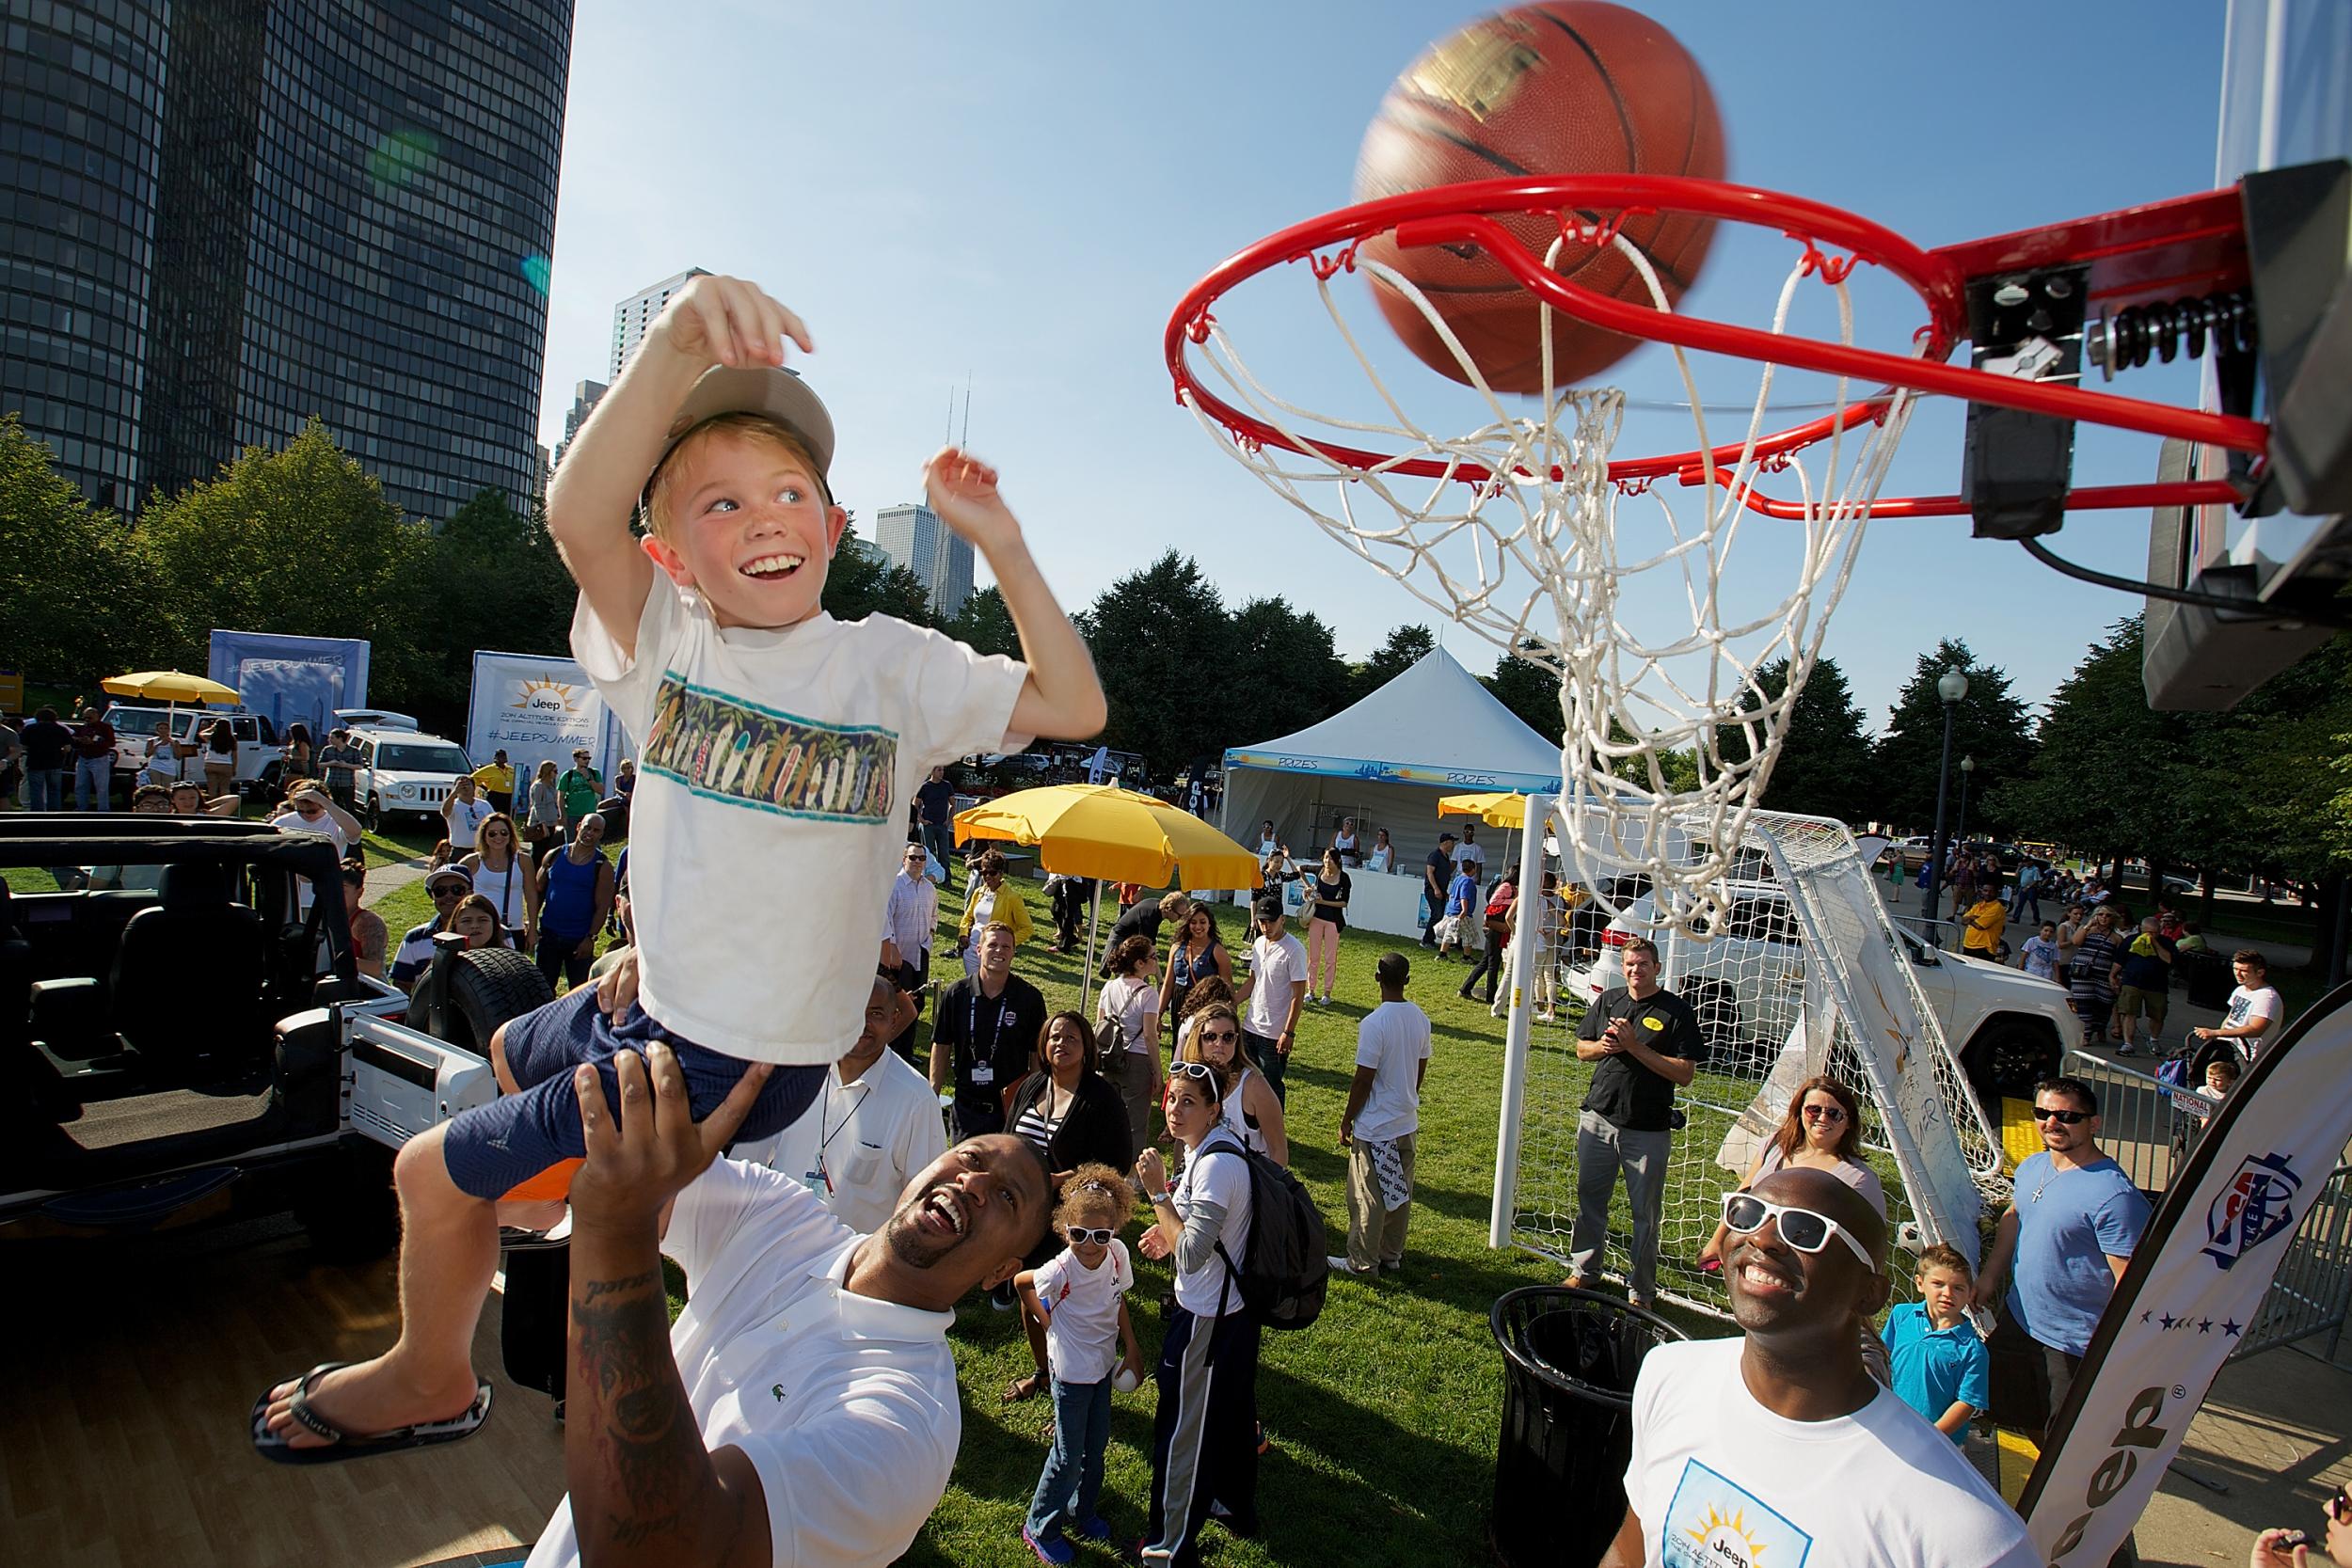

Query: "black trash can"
left=1489, top=1287, right=1687, bottom=1568
left=2177, top=946, right=2232, bottom=1009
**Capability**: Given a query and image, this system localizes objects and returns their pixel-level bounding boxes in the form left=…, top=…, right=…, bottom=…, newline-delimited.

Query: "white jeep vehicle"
left=348, top=727, right=475, bottom=832
left=1565, top=879, right=2079, bottom=1110
left=103, top=705, right=284, bottom=800
left=1, top=817, right=549, bottom=1257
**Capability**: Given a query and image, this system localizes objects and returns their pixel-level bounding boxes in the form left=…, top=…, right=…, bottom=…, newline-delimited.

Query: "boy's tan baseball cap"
left=659, top=365, right=835, bottom=494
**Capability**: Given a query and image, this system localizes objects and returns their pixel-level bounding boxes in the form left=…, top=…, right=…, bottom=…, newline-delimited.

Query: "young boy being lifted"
left=255, top=276, right=1104, bottom=1456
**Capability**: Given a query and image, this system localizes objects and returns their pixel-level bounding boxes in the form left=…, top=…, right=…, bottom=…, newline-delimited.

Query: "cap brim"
left=659, top=365, right=835, bottom=487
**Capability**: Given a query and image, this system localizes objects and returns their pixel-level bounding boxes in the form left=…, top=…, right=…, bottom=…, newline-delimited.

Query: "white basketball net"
left=1181, top=222, right=1926, bottom=935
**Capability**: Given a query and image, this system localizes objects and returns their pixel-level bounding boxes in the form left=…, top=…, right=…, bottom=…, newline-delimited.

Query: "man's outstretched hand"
left=568, top=1045, right=772, bottom=1235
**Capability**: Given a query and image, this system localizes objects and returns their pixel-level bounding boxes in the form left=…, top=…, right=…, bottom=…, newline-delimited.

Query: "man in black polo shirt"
left=1566, top=935, right=1702, bottom=1309
left=1421, top=832, right=1457, bottom=948
left=928, top=921, right=1047, bottom=1142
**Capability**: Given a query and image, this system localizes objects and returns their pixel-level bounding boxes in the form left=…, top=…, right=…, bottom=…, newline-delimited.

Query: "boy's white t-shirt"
left=1625, top=1338, right=2036, bottom=1568
left=1351, top=999, right=1432, bottom=1144
left=1032, top=1238, right=1134, bottom=1385
left=574, top=577, right=1026, bottom=1062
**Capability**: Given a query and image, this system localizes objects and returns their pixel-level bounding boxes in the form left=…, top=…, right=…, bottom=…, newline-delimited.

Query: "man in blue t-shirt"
left=1977, top=1075, right=2151, bottom=1441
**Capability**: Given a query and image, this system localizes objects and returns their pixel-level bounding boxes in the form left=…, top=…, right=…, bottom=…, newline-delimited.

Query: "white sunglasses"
left=1720, top=1192, right=1877, bottom=1271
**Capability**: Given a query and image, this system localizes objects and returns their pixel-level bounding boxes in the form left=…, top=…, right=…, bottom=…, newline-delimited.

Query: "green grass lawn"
left=874, top=880, right=1695, bottom=1568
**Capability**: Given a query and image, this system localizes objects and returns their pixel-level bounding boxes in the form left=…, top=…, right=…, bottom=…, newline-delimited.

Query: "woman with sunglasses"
left=1136, top=1058, right=1262, bottom=1560
left=1177, top=1001, right=1288, bottom=1167
left=954, top=849, right=1033, bottom=977
left=1160, top=902, right=1232, bottom=1040
left=1698, top=1076, right=1884, bottom=1274
left=1001, top=1012, right=1136, bottom=1404
left=459, top=811, right=534, bottom=947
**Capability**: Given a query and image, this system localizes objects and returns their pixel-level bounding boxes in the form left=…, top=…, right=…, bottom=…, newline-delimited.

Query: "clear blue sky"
left=532, top=0, right=2233, bottom=736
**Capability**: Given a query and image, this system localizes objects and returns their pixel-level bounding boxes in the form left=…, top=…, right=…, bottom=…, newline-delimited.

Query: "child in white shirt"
left=1017, top=1164, right=1145, bottom=1562
left=254, top=277, right=1107, bottom=1460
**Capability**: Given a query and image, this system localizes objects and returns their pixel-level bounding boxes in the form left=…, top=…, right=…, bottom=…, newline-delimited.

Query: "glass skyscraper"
left=0, top=0, right=574, bottom=521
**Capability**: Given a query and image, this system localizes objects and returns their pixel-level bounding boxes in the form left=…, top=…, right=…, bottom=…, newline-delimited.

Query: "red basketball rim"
left=1166, top=173, right=2267, bottom=514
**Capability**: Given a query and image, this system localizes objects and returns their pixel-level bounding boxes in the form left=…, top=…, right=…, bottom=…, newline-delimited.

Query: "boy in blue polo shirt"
left=1882, top=1243, right=1991, bottom=1443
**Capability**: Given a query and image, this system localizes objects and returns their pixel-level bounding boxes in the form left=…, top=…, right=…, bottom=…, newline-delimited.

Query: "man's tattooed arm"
left=565, top=1227, right=771, bottom=1567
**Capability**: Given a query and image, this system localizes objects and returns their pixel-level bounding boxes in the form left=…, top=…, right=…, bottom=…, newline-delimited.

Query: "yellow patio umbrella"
left=953, top=784, right=1261, bottom=1003
left=100, top=671, right=242, bottom=784
left=101, top=670, right=241, bottom=705
left=1438, top=790, right=1531, bottom=829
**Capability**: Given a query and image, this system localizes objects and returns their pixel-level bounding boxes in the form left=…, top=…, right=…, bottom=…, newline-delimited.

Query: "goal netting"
left=1496, top=807, right=2010, bottom=1320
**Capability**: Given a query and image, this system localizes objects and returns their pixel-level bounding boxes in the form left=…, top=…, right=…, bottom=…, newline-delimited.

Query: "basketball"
left=1352, top=1, right=1726, bottom=391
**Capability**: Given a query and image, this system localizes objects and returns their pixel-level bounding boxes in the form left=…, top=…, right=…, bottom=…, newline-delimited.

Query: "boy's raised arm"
left=547, top=277, right=814, bottom=660
left=923, top=448, right=1107, bottom=742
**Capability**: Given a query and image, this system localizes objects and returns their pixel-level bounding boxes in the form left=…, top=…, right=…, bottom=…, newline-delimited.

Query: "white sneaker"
left=1326, top=1254, right=1374, bottom=1276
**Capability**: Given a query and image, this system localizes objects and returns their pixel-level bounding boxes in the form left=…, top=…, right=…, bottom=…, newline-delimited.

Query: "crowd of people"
left=200, top=271, right=2352, bottom=1567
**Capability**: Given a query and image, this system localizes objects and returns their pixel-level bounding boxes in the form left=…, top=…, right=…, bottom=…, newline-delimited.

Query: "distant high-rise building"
left=610, top=269, right=710, bottom=381
left=874, top=501, right=974, bottom=620
left=0, top=0, right=575, bottom=520
left=551, top=378, right=606, bottom=468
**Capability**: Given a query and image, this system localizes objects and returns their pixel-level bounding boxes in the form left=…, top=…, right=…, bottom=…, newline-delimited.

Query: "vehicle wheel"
left=365, top=792, right=382, bottom=832
left=295, top=1141, right=399, bottom=1260
left=426, top=943, right=556, bottom=1058
left=1963, top=1020, right=2060, bottom=1113
left=253, top=761, right=283, bottom=803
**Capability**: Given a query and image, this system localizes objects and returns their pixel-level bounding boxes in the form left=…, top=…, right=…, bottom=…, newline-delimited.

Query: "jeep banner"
left=466, top=651, right=625, bottom=794
left=2018, top=982, right=2352, bottom=1563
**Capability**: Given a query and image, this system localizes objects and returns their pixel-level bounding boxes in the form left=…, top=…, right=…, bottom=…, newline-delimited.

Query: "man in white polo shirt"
left=737, top=973, right=947, bottom=1236
left=523, top=1036, right=1051, bottom=1568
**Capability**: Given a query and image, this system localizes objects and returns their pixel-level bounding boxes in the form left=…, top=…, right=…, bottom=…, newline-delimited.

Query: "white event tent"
left=1217, top=647, right=1564, bottom=937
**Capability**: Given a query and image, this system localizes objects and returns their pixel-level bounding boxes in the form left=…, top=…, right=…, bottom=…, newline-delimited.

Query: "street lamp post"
left=1923, top=668, right=1968, bottom=945
left=1954, top=754, right=1976, bottom=923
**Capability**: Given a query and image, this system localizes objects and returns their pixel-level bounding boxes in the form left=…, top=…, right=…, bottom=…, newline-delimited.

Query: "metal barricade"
left=2061, top=1049, right=2352, bottom=1363
left=2236, top=1163, right=2352, bottom=1362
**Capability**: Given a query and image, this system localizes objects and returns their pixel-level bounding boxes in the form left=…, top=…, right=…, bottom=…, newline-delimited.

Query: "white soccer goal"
left=1490, top=804, right=2010, bottom=1320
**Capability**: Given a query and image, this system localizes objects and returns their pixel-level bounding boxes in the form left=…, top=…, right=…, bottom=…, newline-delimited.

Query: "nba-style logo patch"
left=642, top=673, right=898, bottom=823
left=2202, top=1151, right=2302, bottom=1271
left=1660, top=1461, right=1812, bottom=1568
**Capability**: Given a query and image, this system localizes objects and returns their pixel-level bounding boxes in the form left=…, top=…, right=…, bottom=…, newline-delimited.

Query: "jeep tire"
left=429, top=943, right=557, bottom=1059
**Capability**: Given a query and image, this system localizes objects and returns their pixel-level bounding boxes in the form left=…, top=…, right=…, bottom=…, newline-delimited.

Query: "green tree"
left=392, top=487, right=578, bottom=732
left=942, top=584, right=1018, bottom=659
left=1731, top=657, right=1875, bottom=824
left=1229, top=596, right=1351, bottom=739
left=1483, top=646, right=1565, bottom=747
left=1349, top=623, right=1436, bottom=704
left=820, top=521, right=934, bottom=628
left=134, top=420, right=427, bottom=686
left=1082, top=550, right=1230, bottom=773
left=0, top=415, right=159, bottom=685
left=1868, top=640, right=2035, bottom=833
left=1992, top=618, right=2196, bottom=873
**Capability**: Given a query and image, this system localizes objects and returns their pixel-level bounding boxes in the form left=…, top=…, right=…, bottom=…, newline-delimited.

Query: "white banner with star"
left=2018, top=980, right=2352, bottom=1563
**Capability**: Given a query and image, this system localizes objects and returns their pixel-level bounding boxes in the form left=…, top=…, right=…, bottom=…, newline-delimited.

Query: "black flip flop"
left=249, top=1361, right=493, bottom=1465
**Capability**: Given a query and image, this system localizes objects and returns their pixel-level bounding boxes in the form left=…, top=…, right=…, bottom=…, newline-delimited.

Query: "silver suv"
left=1565, top=880, right=2079, bottom=1108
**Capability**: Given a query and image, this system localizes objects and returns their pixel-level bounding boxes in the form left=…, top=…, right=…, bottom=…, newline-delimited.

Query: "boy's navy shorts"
left=439, top=986, right=826, bottom=1201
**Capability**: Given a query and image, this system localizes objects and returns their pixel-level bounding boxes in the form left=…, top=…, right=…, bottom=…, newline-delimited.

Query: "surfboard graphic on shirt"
left=643, top=672, right=897, bottom=824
